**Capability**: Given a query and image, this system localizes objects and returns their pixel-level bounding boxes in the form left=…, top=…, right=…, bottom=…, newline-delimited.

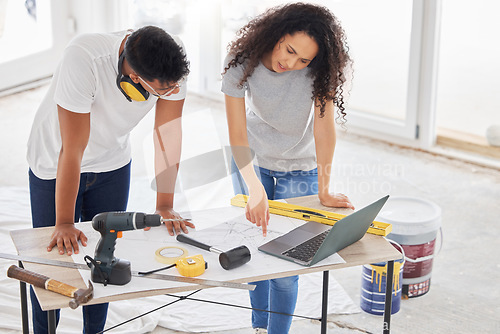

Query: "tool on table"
left=259, top=196, right=389, bottom=266
left=176, top=234, right=251, bottom=270
left=88, top=211, right=169, bottom=285
left=88, top=212, right=190, bottom=285
left=154, top=246, right=189, bottom=264
left=175, top=255, right=207, bottom=277
left=0, top=253, right=255, bottom=291
left=231, top=194, right=392, bottom=236
left=139, top=254, right=207, bottom=277
left=7, top=265, right=93, bottom=309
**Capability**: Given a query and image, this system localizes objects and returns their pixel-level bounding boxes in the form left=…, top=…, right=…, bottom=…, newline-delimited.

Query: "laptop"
left=258, top=195, right=389, bottom=266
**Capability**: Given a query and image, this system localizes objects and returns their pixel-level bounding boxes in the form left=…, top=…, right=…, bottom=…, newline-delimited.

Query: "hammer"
left=176, top=234, right=251, bottom=270
left=7, top=265, right=93, bottom=309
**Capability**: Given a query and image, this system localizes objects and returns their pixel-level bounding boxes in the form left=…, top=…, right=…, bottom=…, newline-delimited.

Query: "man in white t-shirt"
left=26, top=26, right=192, bottom=334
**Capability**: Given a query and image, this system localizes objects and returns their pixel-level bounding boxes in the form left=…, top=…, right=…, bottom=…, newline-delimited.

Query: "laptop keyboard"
left=281, top=230, right=329, bottom=263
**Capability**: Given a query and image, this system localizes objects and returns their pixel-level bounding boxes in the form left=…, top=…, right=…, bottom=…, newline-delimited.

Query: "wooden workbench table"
left=10, top=195, right=401, bottom=333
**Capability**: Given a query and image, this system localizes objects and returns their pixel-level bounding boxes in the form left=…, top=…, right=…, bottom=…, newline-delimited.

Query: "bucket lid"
left=377, top=197, right=441, bottom=235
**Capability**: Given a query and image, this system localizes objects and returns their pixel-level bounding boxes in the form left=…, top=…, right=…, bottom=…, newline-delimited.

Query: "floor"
left=1, top=84, right=499, bottom=333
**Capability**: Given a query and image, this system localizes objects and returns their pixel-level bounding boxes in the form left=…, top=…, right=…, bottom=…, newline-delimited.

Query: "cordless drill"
left=88, top=212, right=162, bottom=285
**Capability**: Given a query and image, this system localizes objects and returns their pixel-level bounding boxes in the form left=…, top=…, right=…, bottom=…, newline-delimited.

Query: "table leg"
left=383, top=260, right=394, bottom=334
left=18, top=261, right=29, bottom=334
left=48, top=310, right=57, bottom=334
left=321, top=270, right=329, bottom=334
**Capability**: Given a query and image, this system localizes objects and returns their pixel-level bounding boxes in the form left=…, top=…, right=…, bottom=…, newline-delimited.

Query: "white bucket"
left=377, top=197, right=441, bottom=298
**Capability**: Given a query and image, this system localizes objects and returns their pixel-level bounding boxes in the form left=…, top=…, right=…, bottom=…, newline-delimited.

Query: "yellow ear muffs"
left=116, top=51, right=150, bottom=102
left=119, top=77, right=149, bottom=102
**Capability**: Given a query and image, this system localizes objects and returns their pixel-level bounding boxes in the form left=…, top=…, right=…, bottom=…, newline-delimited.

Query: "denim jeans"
left=231, top=159, right=318, bottom=333
left=28, top=162, right=131, bottom=334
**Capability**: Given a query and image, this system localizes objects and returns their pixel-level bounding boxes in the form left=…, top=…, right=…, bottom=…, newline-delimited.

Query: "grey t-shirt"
left=221, top=56, right=316, bottom=172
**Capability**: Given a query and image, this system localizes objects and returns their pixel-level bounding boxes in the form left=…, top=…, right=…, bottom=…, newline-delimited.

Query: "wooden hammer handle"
left=7, top=265, right=78, bottom=298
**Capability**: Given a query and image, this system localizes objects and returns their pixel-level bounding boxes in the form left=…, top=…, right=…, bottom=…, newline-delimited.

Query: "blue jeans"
left=231, top=159, right=318, bottom=333
left=29, top=162, right=131, bottom=334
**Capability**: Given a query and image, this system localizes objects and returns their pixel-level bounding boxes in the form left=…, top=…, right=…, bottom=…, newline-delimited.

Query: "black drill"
left=88, top=212, right=162, bottom=285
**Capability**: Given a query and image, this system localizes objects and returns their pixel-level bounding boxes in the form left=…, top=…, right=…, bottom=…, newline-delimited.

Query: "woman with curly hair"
left=222, top=3, right=354, bottom=333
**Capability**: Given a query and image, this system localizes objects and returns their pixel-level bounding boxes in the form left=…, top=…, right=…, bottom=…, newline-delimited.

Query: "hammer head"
left=219, top=245, right=251, bottom=270
left=69, top=281, right=94, bottom=309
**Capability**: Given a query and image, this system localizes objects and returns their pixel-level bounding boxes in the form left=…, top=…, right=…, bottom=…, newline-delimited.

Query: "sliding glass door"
left=330, top=0, right=420, bottom=139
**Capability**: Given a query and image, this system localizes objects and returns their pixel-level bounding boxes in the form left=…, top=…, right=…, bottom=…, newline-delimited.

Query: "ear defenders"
left=116, top=51, right=149, bottom=102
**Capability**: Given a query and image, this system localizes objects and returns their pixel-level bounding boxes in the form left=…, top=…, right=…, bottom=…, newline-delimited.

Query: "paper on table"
left=72, top=206, right=345, bottom=299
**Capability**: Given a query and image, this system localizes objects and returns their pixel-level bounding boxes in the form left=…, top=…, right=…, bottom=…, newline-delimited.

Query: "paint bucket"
left=360, top=242, right=404, bottom=315
left=377, top=197, right=441, bottom=298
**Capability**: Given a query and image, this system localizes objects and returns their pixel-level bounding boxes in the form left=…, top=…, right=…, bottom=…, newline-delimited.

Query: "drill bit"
left=160, top=218, right=192, bottom=222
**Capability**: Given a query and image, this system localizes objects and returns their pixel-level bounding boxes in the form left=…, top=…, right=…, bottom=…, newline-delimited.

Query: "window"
left=436, top=0, right=500, bottom=149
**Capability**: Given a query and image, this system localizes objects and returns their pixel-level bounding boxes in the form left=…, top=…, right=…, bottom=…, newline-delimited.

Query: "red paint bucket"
left=377, top=197, right=441, bottom=298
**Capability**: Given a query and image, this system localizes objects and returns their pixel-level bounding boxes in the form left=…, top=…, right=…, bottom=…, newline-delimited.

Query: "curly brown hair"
left=222, top=2, right=352, bottom=123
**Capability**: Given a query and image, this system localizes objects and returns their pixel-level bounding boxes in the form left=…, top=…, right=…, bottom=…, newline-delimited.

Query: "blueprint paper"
left=72, top=206, right=344, bottom=299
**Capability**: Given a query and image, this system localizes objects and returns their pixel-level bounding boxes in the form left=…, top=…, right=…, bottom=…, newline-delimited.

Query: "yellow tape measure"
left=175, top=255, right=206, bottom=277
left=230, top=194, right=392, bottom=236
left=153, top=246, right=206, bottom=277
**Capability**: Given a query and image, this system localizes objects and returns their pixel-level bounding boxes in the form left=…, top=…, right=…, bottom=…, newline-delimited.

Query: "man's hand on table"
left=47, top=222, right=88, bottom=256
left=152, top=207, right=195, bottom=236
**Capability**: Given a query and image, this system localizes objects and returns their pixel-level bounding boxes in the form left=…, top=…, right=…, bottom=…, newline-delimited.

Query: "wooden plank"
left=437, top=127, right=500, bottom=159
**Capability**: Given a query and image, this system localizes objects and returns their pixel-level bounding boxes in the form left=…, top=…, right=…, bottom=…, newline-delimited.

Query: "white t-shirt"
left=27, top=30, right=187, bottom=179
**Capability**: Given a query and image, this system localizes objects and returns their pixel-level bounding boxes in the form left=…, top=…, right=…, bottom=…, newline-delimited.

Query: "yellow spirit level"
left=230, top=194, right=392, bottom=236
